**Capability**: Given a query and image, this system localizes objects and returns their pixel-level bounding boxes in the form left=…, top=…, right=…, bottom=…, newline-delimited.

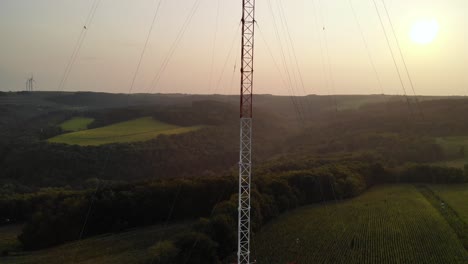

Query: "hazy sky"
left=0, top=0, right=467, bottom=95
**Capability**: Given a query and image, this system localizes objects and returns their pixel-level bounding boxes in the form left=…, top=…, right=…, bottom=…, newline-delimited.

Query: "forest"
left=1, top=92, right=468, bottom=263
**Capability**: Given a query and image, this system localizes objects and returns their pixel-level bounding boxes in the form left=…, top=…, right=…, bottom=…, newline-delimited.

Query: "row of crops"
left=253, top=185, right=468, bottom=263
left=430, top=184, right=468, bottom=223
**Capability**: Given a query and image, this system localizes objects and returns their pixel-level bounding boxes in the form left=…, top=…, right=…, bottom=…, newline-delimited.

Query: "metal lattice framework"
left=238, top=0, right=255, bottom=263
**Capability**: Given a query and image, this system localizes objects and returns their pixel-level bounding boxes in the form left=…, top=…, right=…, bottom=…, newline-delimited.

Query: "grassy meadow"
left=48, top=117, right=203, bottom=146
left=252, top=185, right=468, bottom=264
left=59, top=117, right=95, bottom=132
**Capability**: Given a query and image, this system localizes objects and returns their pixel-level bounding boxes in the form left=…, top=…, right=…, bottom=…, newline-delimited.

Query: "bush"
left=146, top=241, right=179, bottom=264
left=173, top=232, right=219, bottom=264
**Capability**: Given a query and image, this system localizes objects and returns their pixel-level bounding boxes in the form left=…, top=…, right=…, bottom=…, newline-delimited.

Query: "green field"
left=2, top=223, right=189, bottom=264
left=48, top=117, right=203, bottom=146
left=430, top=184, right=468, bottom=224
left=59, top=117, right=95, bottom=132
left=253, top=185, right=468, bottom=264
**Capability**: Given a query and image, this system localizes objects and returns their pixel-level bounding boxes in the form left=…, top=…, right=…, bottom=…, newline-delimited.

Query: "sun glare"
left=410, top=19, right=439, bottom=45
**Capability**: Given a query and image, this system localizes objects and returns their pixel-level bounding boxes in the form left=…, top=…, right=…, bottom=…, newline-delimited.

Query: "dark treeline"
left=1, top=128, right=237, bottom=188
left=296, top=132, right=445, bottom=165
left=2, top=157, right=467, bottom=255
left=14, top=177, right=236, bottom=250
left=284, top=99, right=468, bottom=165
left=316, top=99, right=468, bottom=137
left=88, top=101, right=238, bottom=128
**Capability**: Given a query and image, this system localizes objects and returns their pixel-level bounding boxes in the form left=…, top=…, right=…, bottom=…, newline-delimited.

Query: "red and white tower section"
left=238, top=0, right=255, bottom=263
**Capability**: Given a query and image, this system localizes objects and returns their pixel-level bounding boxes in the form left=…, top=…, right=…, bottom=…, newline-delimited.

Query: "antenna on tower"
left=237, top=0, right=255, bottom=263
left=26, top=74, right=35, bottom=92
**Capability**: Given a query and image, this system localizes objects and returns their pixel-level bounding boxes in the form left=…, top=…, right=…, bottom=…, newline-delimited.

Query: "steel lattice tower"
left=238, top=0, right=255, bottom=263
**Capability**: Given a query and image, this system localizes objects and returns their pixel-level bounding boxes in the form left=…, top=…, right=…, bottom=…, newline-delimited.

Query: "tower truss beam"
left=238, top=0, right=255, bottom=263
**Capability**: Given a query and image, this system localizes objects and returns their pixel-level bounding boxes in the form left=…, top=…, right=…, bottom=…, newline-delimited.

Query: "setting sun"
left=410, top=19, right=439, bottom=45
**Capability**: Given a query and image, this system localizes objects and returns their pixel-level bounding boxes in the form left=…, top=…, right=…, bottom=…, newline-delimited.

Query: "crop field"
left=59, top=117, right=95, bottom=131
left=430, top=184, right=468, bottom=224
left=253, top=185, right=468, bottom=264
left=48, top=117, right=203, bottom=146
left=2, top=223, right=190, bottom=264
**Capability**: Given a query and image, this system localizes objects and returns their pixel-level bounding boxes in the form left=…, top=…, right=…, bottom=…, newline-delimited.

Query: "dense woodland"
left=1, top=92, right=468, bottom=262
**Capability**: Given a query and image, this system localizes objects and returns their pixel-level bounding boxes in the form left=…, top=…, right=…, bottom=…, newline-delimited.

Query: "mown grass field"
left=2, top=223, right=190, bottom=264
left=48, top=117, right=203, bottom=146
left=59, top=117, right=95, bottom=132
left=253, top=185, right=468, bottom=264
